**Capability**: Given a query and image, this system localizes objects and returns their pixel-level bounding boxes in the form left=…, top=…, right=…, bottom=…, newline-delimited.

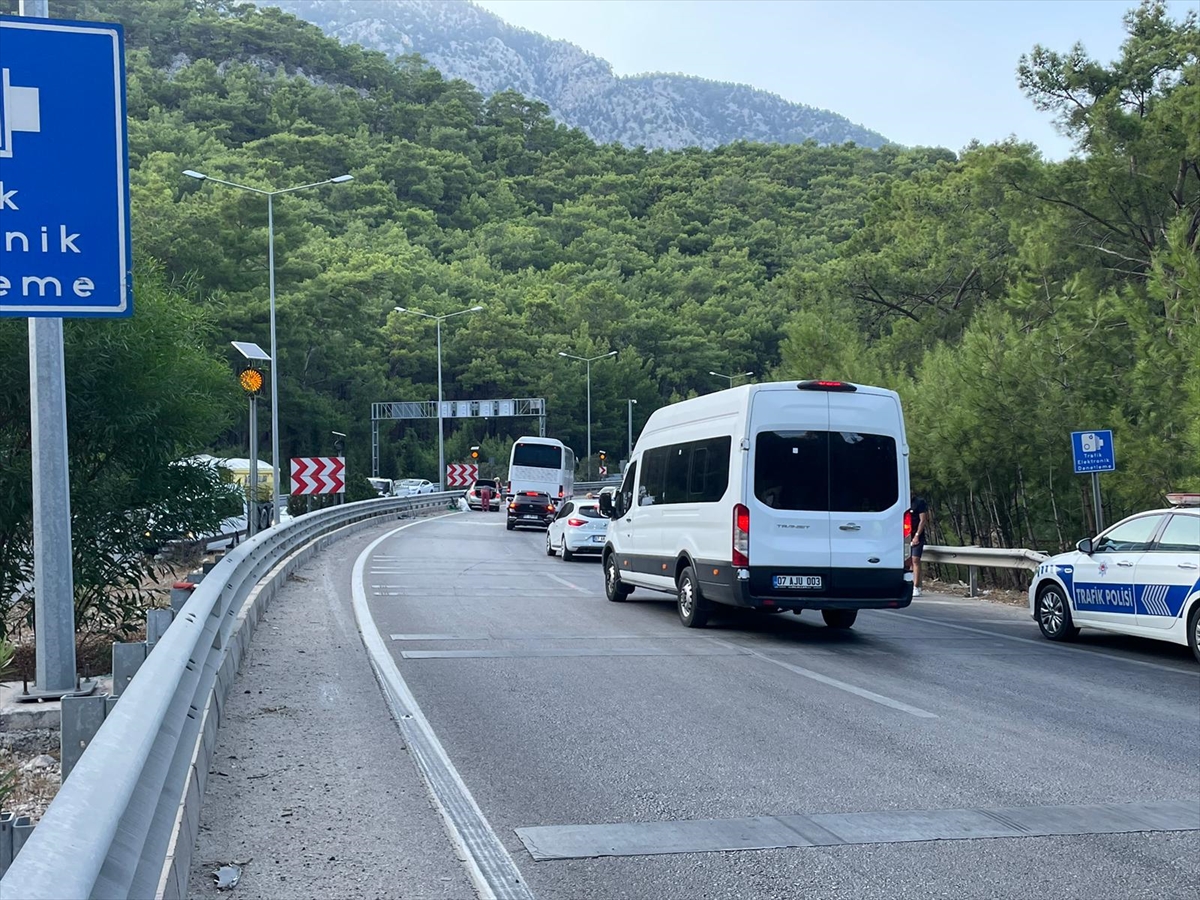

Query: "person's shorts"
left=911, top=542, right=926, bottom=560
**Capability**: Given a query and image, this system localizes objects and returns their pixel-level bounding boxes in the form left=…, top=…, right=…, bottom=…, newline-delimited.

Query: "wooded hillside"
left=2, top=0, right=1196, bottom=563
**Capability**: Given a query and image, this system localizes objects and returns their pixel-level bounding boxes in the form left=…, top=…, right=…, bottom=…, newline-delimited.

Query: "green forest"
left=0, top=0, right=1197, bottom=632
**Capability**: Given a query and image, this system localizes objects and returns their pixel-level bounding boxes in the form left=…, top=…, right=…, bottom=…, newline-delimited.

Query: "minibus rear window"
left=755, top=431, right=898, bottom=512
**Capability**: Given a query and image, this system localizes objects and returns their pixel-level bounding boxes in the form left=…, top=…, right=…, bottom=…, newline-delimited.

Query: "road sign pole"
left=247, top=395, right=258, bottom=539
left=1091, top=471, right=1104, bottom=534
left=29, top=318, right=77, bottom=694
left=21, top=0, right=77, bottom=695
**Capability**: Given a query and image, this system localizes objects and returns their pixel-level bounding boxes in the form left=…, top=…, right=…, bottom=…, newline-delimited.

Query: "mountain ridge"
left=267, top=0, right=889, bottom=150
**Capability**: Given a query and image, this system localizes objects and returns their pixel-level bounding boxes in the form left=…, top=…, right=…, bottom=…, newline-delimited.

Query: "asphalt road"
left=190, top=511, right=1199, bottom=900
left=364, top=513, right=1199, bottom=900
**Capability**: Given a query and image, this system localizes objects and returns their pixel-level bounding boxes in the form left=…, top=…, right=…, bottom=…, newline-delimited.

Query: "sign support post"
left=1071, top=430, right=1115, bottom=535
left=28, top=317, right=76, bottom=694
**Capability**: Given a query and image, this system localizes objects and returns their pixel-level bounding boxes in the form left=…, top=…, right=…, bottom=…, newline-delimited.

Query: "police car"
left=1029, top=493, right=1200, bottom=662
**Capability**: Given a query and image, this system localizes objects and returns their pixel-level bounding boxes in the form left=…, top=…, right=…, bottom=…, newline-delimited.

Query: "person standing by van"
left=910, top=492, right=930, bottom=596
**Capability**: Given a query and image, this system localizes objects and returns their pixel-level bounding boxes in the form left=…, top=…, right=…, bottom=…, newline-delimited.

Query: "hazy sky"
left=475, top=0, right=1192, bottom=160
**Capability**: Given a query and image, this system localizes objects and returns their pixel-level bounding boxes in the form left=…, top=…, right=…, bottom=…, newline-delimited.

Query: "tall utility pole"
left=559, top=351, right=617, bottom=480
left=184, top=169, right=353, bottom=528
left=395, top=305, right=483, bottom=490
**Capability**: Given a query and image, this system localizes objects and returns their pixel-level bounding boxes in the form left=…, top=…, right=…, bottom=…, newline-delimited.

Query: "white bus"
left=507, top=437, right=575, bottom=505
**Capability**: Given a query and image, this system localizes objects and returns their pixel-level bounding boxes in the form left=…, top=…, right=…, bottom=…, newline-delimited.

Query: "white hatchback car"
left=1028, top=493, right=1200, bottom=662
left=545, top=498, right=608, bottom=560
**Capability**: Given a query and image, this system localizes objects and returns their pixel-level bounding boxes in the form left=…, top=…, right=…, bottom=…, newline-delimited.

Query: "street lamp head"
left=630, top=398, right=638, bottom=405
left=742, top=371, right=754, bottom=378
left=708, top=371, right=722, bottom=377
left=606, top=351, right=618, bottom=358
left=330, top=174, right=354, bottom=184
left=331, top=431, right=347, bottom=438
left=470, top=305, right=484, bottom=312
left=394, top=306, right=407, bottom=313
left=183, top=169, right=208, bottom=180
left=558, top=352, right=569, bottom=358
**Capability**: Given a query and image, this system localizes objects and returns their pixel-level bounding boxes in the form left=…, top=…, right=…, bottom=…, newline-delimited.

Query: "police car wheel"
left=1188, top=604, right=1200, bottom=664
left=1036, top=585, right=1078, bottom=641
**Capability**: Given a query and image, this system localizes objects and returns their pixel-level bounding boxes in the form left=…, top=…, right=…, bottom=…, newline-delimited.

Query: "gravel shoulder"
left=186, top=520, right=476, bottom=900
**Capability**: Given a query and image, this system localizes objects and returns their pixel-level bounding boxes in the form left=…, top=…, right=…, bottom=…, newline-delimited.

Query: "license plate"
left=592, top=534, right=605, bottom=542
left=773, top=575, right=823, bottom=590
left=522, top=515, right=538, bottom=519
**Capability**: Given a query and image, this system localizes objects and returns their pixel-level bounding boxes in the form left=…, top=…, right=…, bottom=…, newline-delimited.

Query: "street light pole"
left=709, top=370, right=754, bottom=389
left=184, top=169, right=353, bottom=528
left=436, top=316, right=443, bottom=490
left=586, top=357, right=592, bottom=471
left=558, top=350, right=617, bottom=480
left=627, top=398, right=638, bottom=463
left=395, top=305, right=483, bottom=490
left=266, top=193, right=278, bottom=525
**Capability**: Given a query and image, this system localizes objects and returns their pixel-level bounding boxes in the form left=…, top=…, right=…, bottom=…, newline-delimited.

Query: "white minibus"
left=599, top=380, right=914, bottom=628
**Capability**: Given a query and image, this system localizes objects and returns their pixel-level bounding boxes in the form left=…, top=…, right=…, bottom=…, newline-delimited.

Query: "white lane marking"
left=352, top=517, right=534, bottom=900
left=895, top=613, right=1199, bottom=676
left=546, top=573, right=589, bottom=594
left=708, top=639, right=938, bottom=719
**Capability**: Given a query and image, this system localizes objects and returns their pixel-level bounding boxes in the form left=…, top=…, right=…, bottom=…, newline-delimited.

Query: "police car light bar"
left=1165, top=492, right=1200, bottom=507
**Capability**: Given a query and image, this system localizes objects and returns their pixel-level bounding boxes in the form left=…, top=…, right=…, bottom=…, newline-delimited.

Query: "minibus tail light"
left=733, top=503, right=750, bottom=567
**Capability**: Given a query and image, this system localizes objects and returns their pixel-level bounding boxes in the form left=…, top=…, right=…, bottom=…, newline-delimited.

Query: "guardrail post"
left=968, top=566, right=979, bottom=598
left=170, top=582, right=195, bottom=612
left=61, top=694, right=110, bottom=782
left=0, top=812, right=13, bottom=877
left=145, top=608, right=175, bottom=651
left=10, top=817, right=32, bottom=859
left=111, top=641, right=148, bottom=698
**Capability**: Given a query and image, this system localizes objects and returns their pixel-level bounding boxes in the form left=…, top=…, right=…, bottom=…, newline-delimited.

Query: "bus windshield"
left=512, top=443, right=562, bottom=469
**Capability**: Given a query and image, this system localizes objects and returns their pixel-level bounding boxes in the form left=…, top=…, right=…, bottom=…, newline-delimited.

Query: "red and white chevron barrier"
left=291, top=456, right=346, bottom=495
left=445, top=463, right=478, bottom=488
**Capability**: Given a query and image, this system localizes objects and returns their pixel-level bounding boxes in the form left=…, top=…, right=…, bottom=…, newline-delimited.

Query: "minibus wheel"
left=677, top=566, right=710, bottom=628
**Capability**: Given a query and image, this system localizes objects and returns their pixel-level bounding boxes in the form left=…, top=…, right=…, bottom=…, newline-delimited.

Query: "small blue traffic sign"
left=1071, top=430, right=1115, bottom=474
left=0, top=16, right=132, bottom=317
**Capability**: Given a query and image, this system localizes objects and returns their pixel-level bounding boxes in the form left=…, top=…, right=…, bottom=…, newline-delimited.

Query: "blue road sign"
left=1071, top=430, right=1116, bottom=474
left=0, top=16, right=132, bottom=317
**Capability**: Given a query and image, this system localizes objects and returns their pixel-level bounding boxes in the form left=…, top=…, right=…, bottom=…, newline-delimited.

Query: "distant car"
left=395, top=478, right=436, bottom=496
left=546, top=498, right=607, bottom=560
left=1028, top=493, right=1200, bottom=663
left=367, top=477, right=394, bottom=497
left=467, top=479, right=502, bottom=510
left=506, top=491, right=556, bottom=531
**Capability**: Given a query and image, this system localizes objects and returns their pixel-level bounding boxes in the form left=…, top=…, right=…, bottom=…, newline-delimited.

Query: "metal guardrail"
left=923, top=545, right=1049, bottom=570
left=923, top=545, right=1049, bottom=597
left=0, top=491, right=462, bottom=900
left=573, top=479, right=621, bottom=493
